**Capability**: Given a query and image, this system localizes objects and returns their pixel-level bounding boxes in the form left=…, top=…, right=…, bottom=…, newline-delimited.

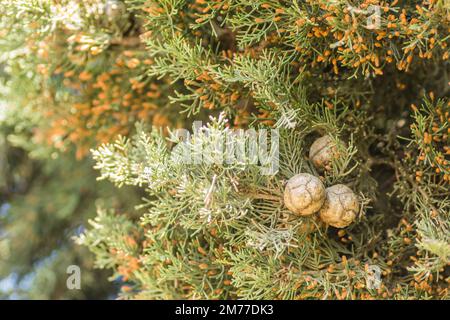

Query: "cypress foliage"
left=1, top=0, right=449, bottom=299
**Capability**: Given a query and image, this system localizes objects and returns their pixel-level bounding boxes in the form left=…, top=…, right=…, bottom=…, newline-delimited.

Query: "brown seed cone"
left=309, top=135, right=338, bottom=171
left=284, top=173, right=326, bottom=216
left=319, top=184, right=359, bottom=228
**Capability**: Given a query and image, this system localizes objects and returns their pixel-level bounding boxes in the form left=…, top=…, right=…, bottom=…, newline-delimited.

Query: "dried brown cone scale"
left=319, top=184, right=360, bottom=228
left=284, top=173, right=326, bottom=216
